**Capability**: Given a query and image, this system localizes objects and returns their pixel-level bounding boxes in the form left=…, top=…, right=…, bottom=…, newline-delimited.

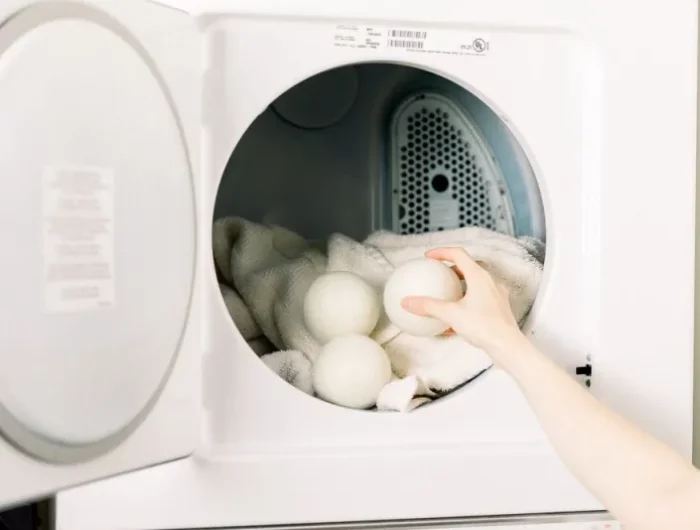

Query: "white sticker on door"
left=42, top=166, right=115, bottom=313
left=332, top=24, right=491, bottom=57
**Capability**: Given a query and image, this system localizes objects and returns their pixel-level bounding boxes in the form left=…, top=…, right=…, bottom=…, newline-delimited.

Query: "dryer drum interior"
left=212, top=62, right=547, bottom=410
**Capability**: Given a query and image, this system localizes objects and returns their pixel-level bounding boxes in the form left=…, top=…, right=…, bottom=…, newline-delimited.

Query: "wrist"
left=486, top=330, right=538, bottom=374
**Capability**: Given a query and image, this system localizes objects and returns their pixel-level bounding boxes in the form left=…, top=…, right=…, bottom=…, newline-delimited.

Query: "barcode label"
left=332, top=24, right=491, bottom=57
left=388, top=39, right=425, bottom=49
left=389, top=29, right=427, bottom=40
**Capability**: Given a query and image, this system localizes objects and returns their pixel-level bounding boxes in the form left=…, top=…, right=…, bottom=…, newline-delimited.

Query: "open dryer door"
left=0, top=0, right=201, bottom=509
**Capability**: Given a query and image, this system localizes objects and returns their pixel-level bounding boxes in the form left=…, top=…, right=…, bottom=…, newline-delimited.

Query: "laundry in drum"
left=211, top=63, right=547, bottom=413
left=213, top=216, right=544, bottom=412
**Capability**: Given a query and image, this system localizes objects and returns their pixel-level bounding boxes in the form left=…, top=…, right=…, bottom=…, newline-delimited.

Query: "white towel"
left=213, top=217, right=544, bottom=412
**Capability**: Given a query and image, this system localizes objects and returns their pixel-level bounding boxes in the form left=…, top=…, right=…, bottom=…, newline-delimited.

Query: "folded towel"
left=213, top=217, right=544, bottom=411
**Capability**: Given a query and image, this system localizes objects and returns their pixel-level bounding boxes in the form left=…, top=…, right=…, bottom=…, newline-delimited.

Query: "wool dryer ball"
left=383, top=257, right=464, bottom=337
left=312, top=335, right=392, bottom=409
left=303, top=271, right=381, bottom=344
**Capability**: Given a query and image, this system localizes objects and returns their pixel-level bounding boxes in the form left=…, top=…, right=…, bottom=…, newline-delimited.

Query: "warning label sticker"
left=42, top=166, right=115, bottom=313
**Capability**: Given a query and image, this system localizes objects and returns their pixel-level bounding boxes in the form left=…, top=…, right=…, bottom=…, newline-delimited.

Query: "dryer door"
left=0, top=0, right=200, bottom=509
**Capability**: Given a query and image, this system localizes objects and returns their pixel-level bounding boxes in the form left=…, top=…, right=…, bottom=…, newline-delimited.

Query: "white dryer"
left=0, top=1, right=695, bottom=529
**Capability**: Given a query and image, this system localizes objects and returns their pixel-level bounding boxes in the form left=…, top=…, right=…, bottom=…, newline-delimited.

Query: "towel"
left=213, top=216, right=545, bottom=412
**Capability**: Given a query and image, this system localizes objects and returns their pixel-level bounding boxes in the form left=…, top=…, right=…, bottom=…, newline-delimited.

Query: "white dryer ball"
left=312, top=335, right=392, bottom=409
left=303, top=272, right=380, bottom=344
left=383, top=257, right=463, bottom=337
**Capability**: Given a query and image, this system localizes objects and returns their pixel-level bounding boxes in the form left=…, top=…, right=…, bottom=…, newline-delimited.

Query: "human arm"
left=401, top=247, right=700, bottom=530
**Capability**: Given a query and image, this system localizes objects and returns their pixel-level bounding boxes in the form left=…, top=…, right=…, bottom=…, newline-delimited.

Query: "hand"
left=401, top=247, right=525, bottom=357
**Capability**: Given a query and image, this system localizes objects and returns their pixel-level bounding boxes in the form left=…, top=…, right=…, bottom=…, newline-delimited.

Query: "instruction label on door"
left=42, top=166, right=115, bottom=313
left=331, top=24, right=491, bottom=57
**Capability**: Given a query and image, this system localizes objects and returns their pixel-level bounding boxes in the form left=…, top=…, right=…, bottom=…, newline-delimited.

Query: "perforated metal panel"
left=389, top=92, right=515, bottom=235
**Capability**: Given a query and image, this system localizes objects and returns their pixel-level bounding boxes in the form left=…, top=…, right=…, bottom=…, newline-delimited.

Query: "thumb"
left=401, top=296, right=453, bottom=321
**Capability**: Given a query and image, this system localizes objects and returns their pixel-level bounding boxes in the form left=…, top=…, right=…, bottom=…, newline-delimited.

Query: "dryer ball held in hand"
left=303, top=272, right=381, bottom=344
left=383, top=257, right=463, bottom=337
left=312, top=335, right=392, bottom=409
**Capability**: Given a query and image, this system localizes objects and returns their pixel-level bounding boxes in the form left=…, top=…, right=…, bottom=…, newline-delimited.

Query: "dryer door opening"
left=212, top=63, right=547, bottom=411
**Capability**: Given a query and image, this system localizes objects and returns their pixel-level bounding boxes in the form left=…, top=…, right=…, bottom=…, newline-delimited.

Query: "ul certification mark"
left=460, top=37, right=490, bottom=55
left=472, top=38, right=487, bottom=53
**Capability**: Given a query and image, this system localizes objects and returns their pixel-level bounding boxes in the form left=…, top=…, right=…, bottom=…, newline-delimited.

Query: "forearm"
left=496, top=336, right=700, bottom=530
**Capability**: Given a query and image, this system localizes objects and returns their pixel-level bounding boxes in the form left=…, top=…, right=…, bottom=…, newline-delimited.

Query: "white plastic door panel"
left=0, top=0, right=201, bottom=509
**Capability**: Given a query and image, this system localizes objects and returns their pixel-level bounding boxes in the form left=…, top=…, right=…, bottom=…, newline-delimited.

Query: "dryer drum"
left=213, top=62, right=546, bottom=411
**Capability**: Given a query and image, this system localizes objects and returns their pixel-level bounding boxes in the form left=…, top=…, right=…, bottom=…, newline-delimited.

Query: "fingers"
left=401, top=295, right=454, bottom=322
left=425, top=247, right=485, bottom=278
